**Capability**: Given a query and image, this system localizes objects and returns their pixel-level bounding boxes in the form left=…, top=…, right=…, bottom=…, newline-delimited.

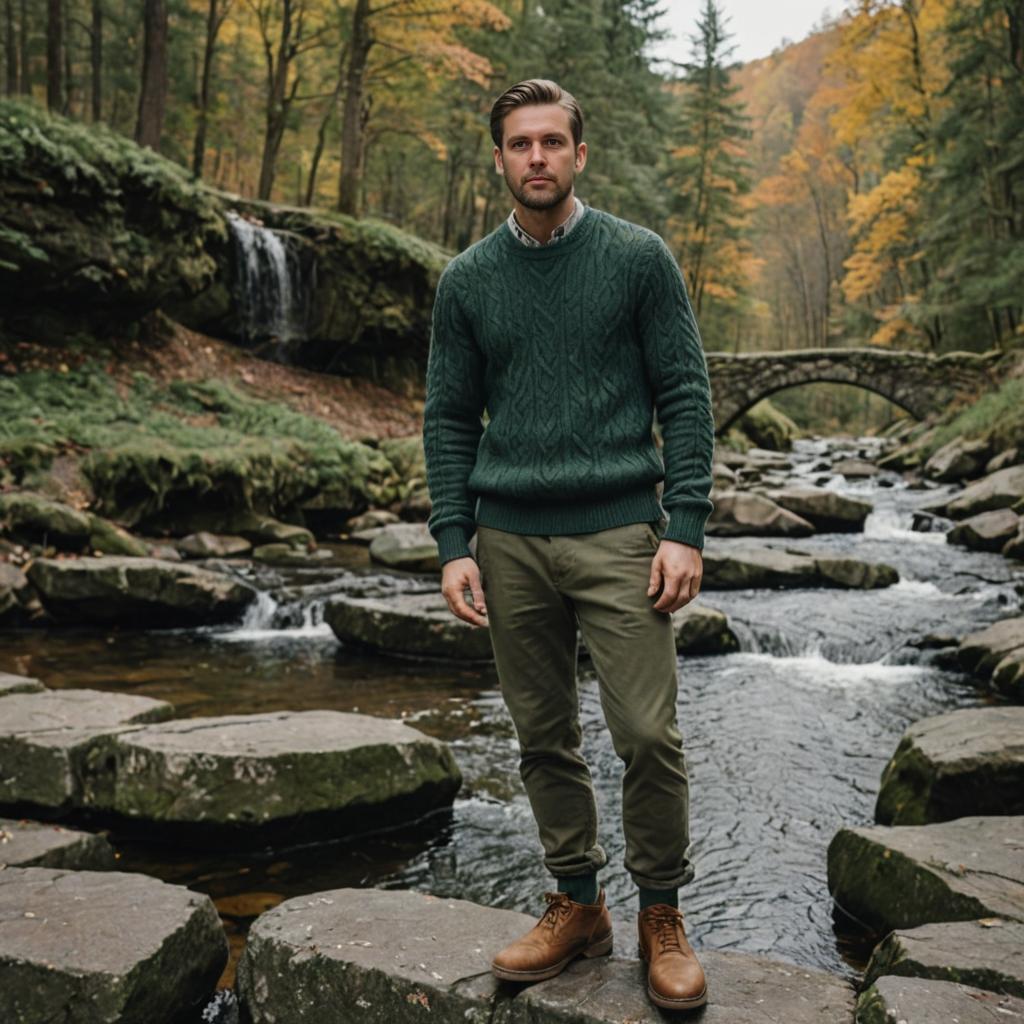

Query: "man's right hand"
left=441, top=556, right=489, bottom=627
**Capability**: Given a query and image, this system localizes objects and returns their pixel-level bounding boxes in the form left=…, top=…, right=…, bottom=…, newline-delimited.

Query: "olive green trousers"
left=475, top=520, right=694, bottom=891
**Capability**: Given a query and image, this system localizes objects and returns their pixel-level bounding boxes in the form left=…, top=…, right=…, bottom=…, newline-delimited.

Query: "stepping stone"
left=176, top=531, right=252, bottom=558
left=325, top=591, right=494, bottom=660
left=0, top=688, right=174, bottom=811
left=856, top=975, right=1024, bottom=1023
left=26, top=555, right=256, bottom=627
left=0, top=867, right=226, bottom=1024
left=370, top=522, right=440, bottom=571
left=864, top=919, right=1024, bottom=997
left=948, top=508, right=1020, bottom=552
left=0, top=817, right=115, bottom=870
left=763, top=486, right=873, bottom=532
left=828, top=816, right=1024, bottom=932
left=703, top=546, right=898, bottom=589
left=0, top=671, right=45, bottom=695
left=707, top=490, right=815, bottom=537
left=235, top=887, right=855, bottom=1023
left=82, top=710, right=462, bottom=843
left=959, top=616, right=1024, bottom=677
left=252, top=542, right=333, bottom=566
left=670, top=603, right=739, bottom=654
left=945, top=465, right=1024, bottom=519
left=875, top=706, right=1024, bottom=824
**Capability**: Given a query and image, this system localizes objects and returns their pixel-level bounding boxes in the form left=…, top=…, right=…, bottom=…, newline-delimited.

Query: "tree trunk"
left=135, top=0, right=168, bottom=150
left=4, top=0, right=16, bottom=96
left=257, top=0, right=295, bottom=200
left=61, top=0, right=72, bottom=114
left=17, top=0, right=26, bottom=93
left=337, top=0, right=371, bottom=216
left=193, top=0, right=228, bottom=177
left=46, top=0, right=62, bottom=110
left=90, top=0, right=102, bottom=120
left=305, top=41, right=345, bottom=206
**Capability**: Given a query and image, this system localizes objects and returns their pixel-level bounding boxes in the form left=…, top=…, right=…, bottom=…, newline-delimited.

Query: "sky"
left=650, top=0, right=840, bottom=68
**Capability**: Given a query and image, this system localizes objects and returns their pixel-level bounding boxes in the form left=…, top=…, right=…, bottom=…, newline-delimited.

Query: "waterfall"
left=226, top=211, right=312, bottom=360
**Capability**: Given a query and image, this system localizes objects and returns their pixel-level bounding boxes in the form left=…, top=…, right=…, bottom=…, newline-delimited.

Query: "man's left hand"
left=648, top=540, right=702, bottom=613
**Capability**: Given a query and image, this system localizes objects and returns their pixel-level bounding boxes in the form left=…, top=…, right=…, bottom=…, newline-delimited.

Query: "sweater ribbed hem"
left=662, top=503, right=711, bottom=550
left=436, top=524, right=474, bottom=565
left=475, top=486, right=665, bottom=536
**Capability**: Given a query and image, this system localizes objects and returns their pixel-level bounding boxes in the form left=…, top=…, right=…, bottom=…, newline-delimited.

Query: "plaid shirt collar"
left=507, top=195, right=586, bottom=247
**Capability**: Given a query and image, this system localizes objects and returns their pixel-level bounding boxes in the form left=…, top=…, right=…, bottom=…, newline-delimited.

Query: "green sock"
left=557, top=873, right=599, bottom=905
left=639, top=886, right=678, bottom=910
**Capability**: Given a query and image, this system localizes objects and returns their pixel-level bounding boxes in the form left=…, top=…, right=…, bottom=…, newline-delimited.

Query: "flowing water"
left=1, top=436, right=1021, bottom=986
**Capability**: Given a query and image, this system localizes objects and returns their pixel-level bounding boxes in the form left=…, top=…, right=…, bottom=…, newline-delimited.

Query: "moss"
left=0, top=364, right=402, bottom=528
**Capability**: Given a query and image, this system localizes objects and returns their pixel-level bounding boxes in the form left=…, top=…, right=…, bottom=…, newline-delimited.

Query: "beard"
left=504, top=167, right=574, bottom=211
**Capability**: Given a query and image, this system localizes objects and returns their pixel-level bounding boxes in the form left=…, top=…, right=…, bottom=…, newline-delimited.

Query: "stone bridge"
left=705, top=347, right=1004, bottom=434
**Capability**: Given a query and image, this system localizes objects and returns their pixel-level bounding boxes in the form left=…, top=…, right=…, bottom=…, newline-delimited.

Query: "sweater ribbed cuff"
left=435, top=524, right=474, bottom=566
left=663, top=504, right=710, bottom=550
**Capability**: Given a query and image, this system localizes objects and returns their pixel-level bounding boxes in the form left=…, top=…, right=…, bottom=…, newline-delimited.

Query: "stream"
left=1, top=435, right=1021, bottom=986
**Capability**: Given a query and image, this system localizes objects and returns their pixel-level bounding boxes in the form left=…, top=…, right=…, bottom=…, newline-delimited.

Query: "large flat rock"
left=828, top=816, right=1024, bottom=932
left=856, top=975, right=1024, bottom=1023
left=702, top=545, right=898, bottom=589
left=875, top=706, right=1024, bottom=824
left=0, top=817, right=116, bottom=869
left=944, top=465, right=1024, bottom=519
left=82, top=710, right=462, bottom=842
left=0, top=867, right=226, bottom=1024
left=864, top=919, right=1024, bottom=997
left=324, top=592, right=494, bottom=660
left=236, top=887, right=855, bottom=1023
left=959, top=617, right=1024, bottom=701
left=0, top=671, right=45, bottom=695
left=763, top=486, right=873, bottom=532
left=26, top=555, right=255, bottom=627
left=0, top=688, right=175, bottom=811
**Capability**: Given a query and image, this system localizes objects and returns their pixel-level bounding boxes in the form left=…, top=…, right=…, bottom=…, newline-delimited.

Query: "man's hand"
left=648, top=540, right=702, bottom=614
left=441, top=556, right=489, bottom=627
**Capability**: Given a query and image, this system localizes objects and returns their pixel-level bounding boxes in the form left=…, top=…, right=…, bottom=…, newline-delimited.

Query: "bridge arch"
left=705, top=348, right=1001, bottom=435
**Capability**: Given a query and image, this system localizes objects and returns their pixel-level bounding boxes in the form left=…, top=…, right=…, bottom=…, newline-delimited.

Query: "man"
left=422, top=78, right=715, bottom=1012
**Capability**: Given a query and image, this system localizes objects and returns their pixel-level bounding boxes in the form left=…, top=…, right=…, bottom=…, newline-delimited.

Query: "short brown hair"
left=489, top=79, right=584, bottom=149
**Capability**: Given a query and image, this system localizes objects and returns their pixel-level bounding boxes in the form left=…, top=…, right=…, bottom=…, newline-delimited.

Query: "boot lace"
left=647, top=907, right=685, bottom=954
left=539, top=891, right=575, bottom=933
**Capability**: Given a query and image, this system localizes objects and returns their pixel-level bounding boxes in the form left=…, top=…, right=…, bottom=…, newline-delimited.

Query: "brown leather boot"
left=637, top=904, right=708, bottom=1010
left=490, top=888, right=613, bottom=983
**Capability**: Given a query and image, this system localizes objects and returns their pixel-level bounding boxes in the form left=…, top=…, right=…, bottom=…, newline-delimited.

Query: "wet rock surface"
left=827, top=816, right=1024, bottom=932
left=875, top=706, right=1024, bottom=824
left=948, top=508, right=1020, bottom=552
left=0, top=688, right=175, bottom=810
left=369, top=522, right=441, bottom=571
left=0, top=671, right=44, bottom=695
left=0, top=867, right=227, bottom=1024
left=707, top=490, right=814, bottom=537
left=26, top=555, right=256, bottom=626
left=0, top=817, right=116, bottom=869
left=762, top=485, right=872, bottom=532
left=82, top=709, right=463, bottom=842
left=856, top=975, right=1024, bottom=1023
left=864, top=919, right=1024, bottom=997
left=958, top=617, right=1024, bottom=698
left=236, top=887, right=855, bottom=1024
left=702, top=545, right=898, bottom=589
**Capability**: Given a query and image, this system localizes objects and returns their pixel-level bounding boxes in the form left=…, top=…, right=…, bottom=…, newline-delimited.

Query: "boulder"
left=855, top=975, right=1024, bottom=1024
left=147, top=508, right=314, bottom=549
left=26, top=555, right=255, bottom=627
left=737, top=400, right=800, bottom=451
left=827, top=816, right=1024, bottom=932
left=706, top=491, right=815, bottom=537
left=369, top=522, right=440, bottom=571
left=712, top=462, right=738, bottom=487
left=992, top=652, right=1024, bottom=701
left=80, top=710, right=462, bottom=842
left=702, top=547, right=898, bottom=590
left=0, top=492, right=92, bottom=548
left=345, top=509, right=401, bottom=532
left=864, top=919, right=1024, bottom=997
left=0, top=561, right=35, bottom=622
left=176, top=531, right=252, bottom=558
left=236, top=887, right=855, bottom=1024
left=763, top=486, right=872, bottom=532
left=945, top=465, right=1024, bottom=520
left=252, top=542, right=334, bottom=566
left=0, top=688, right=174, bottom=811
left=86, top=515, right=149, bottom=557
left=671, top=603, right=740, bottom=655
left=1003, top=520, right=1024, bottom=560
left=0, top=867, right=226, bottom=1024
left=0, top=817, right=116, bottom=870
left=948, top=508, right=1020, bottom=551
left=325, top=592, right=494, bottom=661
left=923, top=438, right=991, bottom=482
left=986, top=448, right=1020, bottom=474
left=0, top=671, right=45, bottom=695
left=958, top=617, right=1024, bottom=678
left=831, top=457, right=880, bottom=478
left=875, top=707, right=1024, bottom=824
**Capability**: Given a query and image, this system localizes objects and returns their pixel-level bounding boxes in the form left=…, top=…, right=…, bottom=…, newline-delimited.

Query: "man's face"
left=494, top=103, right=587, bottom=211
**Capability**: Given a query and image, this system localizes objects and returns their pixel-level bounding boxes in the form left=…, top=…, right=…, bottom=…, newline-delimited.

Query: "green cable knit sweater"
left=422, top=205, right=715, bottom=566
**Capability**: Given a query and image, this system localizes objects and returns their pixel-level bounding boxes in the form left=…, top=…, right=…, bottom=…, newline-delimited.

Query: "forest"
left=4, top=0, right=1022, bottom=383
